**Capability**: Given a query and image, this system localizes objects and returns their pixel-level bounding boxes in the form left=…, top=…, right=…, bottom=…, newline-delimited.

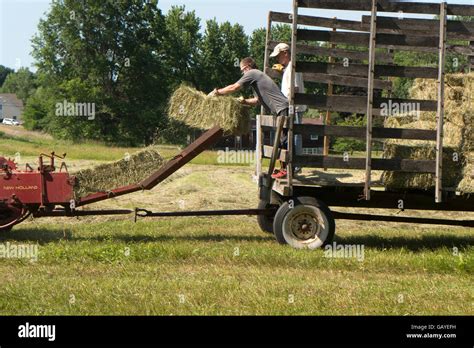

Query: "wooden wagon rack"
left=256, top=0, right=474, bottom=209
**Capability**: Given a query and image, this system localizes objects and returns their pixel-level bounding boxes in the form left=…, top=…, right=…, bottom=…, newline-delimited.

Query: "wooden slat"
left=299, top=29, right=435, bottom=48
left=260, top=115, right=289, bottom=128
left=296, top=61, right=438, bottom=79
left=293, top=156, right=436, bottom=173
left=298, top=29, right=471, bottom=54
left=303, top=73, right=392, bottom=90
left=362, top=16, right=474, bottom=41
left=273, top=11, right=474, bottom=41
left=256, top=115, right=263, bottom=178
left=297, top=0, right=474, bottom=16
left=263, top=145, right=289, bottom=162
left=265, top=68, right=392, bottom=90
left=294, top=94, right=438, bottom=114
left=271, top=11, right=364, bottom=31
left=268, top=41, right=394, bottom=63
left=436, top=2, right=447, bottom=204
left=287, top=0, right=299, bottom=195
left=365, top=0, right=377, bottom=201
left=293, top=124, right=437, bottom=141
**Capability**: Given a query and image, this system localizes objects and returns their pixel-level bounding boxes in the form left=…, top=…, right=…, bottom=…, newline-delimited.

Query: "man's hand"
left=208, top=88, right=219, bottom=97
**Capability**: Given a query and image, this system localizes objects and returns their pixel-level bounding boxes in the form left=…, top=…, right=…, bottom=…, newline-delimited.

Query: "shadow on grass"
left=0, top=228, right=274, bottom=244
left=336, top=234, right=474, bottom=252
left=2, top=227, right=473, bottom=251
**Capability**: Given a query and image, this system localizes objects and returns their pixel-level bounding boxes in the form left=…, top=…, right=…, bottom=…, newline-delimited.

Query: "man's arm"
left=210, top=83, right=241, bottom=96
left=242, top=97, right=260, bottom=106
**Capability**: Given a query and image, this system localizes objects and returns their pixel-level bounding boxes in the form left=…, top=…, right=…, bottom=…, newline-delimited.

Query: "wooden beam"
left=268, top=41, right=394, bottom=63
left=365, top=0, right=377, bottom=201
left=436, top=2, right=447, bottom=204
left=293, top=156, right=436, bottom=173
left=294, top=94, right=437, bottom=114
left=296, top=61, right=438, bottom=79
left=304, top=73, right=392, bottom=90
left=273, top=11, right=474, bottom=41
left=297, top=0, right=474, bottom=16
left=287, top=0, right=299, bottom=195
left=263, top=145, right=289, bottom=162
left=293, top=125, right=437, bottom=141
left=256, top=115, right=263, bottom=179
left=266, top=68, right=392, bottom=90
left=298, top=29, right=471, bottom=54
left=271, top=11, right=364, bottom=30
left=260, top=114, right=289, bottom=128
left=299, top=29, right=433, bottom=48
left=362, top=16, right=474, bottom=41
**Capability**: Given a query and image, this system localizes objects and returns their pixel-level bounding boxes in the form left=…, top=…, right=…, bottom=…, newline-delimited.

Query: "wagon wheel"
left=273, top=197, right=335, bottom=250
left=0, top=205, right=30, bottom=232
left=257, top=199, right=278, bottom=234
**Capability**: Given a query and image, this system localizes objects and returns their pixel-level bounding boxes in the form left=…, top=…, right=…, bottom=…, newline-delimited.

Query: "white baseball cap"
left=270, top=43, right=290, bottom=58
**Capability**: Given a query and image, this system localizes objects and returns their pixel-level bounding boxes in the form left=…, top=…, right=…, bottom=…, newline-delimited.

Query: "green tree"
left=198, top=19, right=249, bottom=92
left=0, top=65, right=14, bottom=88
left=163, top=6, right=202, bottom=90
left=249, top=24, right=292, bottom=72
left=0, top=68, right=37, bottom=104
left=31, top=0, right=169, bottom=144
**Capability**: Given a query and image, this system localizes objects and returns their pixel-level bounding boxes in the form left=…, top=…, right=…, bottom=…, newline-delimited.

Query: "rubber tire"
left=257, top=199, right=276, bottom=234
left=273, top=196, right=335, bottom=249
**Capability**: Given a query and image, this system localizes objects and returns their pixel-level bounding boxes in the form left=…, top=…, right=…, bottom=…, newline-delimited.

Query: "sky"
left=0, top=0, right=473, bottom=71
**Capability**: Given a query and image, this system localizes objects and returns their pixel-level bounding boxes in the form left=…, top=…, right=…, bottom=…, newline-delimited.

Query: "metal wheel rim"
left=282, top=205, right=329, bottom=249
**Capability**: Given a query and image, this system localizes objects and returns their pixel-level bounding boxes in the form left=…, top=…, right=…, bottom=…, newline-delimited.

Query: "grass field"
left=0, top=127, right=473, bottom=315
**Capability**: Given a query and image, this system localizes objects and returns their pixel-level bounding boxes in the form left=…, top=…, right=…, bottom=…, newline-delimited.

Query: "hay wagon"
left=1, top=0, right=473, bottom=250
left=252, top=0, right=474, bottom=248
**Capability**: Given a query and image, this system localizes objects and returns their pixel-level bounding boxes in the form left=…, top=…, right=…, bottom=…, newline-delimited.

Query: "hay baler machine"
left=0, top=153, right=76, bottom=231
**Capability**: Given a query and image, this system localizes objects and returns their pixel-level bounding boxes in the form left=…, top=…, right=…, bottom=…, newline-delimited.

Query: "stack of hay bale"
left=383, top=73, right=473, bottom=193
left=73, top=147, right=165, bottom=198
left=168, top=85, right=251, bottom=135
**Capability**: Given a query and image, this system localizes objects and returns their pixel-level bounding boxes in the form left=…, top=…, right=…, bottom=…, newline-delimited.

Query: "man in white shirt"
left=270, top=43, right=307, bottom=173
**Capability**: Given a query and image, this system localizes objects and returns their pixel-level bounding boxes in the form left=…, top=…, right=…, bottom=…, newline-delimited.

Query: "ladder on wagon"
left=256, top=0, right=474, bottom=203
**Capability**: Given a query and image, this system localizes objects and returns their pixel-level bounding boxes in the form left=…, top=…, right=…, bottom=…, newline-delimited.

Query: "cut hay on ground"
left=168, top=85, right=251, bottom=135
left=382, top=73, right=473, bottom=192
left=73, top=148, right=164, bottom=198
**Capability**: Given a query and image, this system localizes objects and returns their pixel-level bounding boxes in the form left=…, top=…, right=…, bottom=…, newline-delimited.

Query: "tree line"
left=0, top=0, right=471, bottom=147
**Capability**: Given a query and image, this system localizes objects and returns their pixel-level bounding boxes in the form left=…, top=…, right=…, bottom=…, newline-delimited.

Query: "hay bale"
left=382, top=73, right=473, bottom=192
left=73, top=147, right=164, bottom=198
left=382, top=143, right=465, bottom=190
left=168, top=85, right=251, bottom=135
left=458, top=152, right=474, bottom=193
left=409, top=73, right=474, bottom=130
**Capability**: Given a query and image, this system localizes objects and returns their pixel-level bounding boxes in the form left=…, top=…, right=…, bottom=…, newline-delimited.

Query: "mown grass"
left=0, top=127, right=472, bottom=315
left=0, top=218, right=472, bottom=315
left=0, top=131, right=258, bottom=166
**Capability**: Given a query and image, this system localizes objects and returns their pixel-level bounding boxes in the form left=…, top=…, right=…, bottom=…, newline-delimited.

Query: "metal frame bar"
left=78, top=126, right=224, bottom=207
left=364, top=0, right=377, bottom=201
left=435, top=2, right=447, bottom=203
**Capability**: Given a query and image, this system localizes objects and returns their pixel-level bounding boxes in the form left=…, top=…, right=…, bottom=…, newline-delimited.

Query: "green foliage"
left=249, top=24, right=292, bottom=72
left=163, top=6, right=202, bottom=90
left=0, top=67, right=37, bottom=104
left=333, top=115, right=366, bottom=154
left=0, top=65, right=14, bottom=88
left=30, top=0, right=168, bottom=145
left=198, top=19, right=249, bottom=92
